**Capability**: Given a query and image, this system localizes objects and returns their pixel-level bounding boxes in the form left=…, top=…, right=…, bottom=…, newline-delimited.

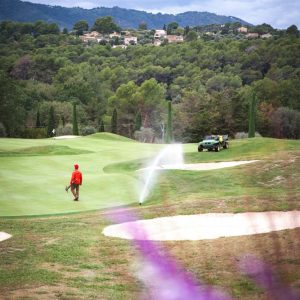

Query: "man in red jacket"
left=68, top=164, right=82, bottom=201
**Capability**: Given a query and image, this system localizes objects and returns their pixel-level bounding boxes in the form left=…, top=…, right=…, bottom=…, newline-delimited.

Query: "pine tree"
left=72, top=103, right=79, bottom=135
left=135, top=111, right=142, bottom=131
left=99, top=120, right=105, bottom=132
left=36, top=108, right=41, bottom=128
left=111, top=108, right=118, bottom=134
left=248, top=92, right=258, bottom=138
left=47, top=106, right=56, bottom=137
left=166, top=101, right=173, bottom=143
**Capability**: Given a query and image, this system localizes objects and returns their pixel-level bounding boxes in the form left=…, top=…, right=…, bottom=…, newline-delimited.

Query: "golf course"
left=0, top=134, right=300, bottom=299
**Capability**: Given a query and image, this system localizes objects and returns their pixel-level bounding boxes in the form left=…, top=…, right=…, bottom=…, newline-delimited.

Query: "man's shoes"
left=65, top=186, right=69, bottom=192
left=74, top=197, right=79, bottom=201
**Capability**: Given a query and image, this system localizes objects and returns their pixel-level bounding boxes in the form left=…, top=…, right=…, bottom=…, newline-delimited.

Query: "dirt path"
left=103, top=211, right=300, bottom=241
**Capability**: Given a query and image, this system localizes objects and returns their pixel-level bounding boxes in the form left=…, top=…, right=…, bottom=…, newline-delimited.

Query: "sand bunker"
left=103, top=211, right=300, bottom=241
left=53, top=135, right=81, bottom=140
left=0, top=232, right=12, bottom=242
left=142, top=160, right=258, bottom=171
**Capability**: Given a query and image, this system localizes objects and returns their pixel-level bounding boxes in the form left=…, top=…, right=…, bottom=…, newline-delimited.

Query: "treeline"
left=0, top=20, right=299, bottom=141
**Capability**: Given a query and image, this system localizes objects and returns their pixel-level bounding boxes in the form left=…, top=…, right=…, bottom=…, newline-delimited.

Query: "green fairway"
left=1, top=134, right=299, bottom=217
left=0, top=133, right=162, bottom=217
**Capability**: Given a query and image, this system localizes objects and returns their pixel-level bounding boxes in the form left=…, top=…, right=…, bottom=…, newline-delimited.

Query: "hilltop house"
left=237, top=26, right=248, bottom=33
left=109, top=32, right=121, bottom=38
left=124, top=36, right=138, bottom=45
left=246, top=32, right=259, bottom=39
left=154, top=30, right=167, bottom=39
left=261, top=33, right=272, bottom=39
left=80, top=31, right=103, bottom=43
left=166, top=35, right=184, bottom=43
left=153, top=39, right=162, bottom=46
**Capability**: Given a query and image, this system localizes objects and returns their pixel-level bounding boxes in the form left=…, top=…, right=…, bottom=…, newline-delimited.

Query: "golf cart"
left=198, top=135, right=229, bottom=152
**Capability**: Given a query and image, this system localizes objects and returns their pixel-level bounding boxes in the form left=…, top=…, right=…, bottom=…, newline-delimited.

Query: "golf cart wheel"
left=215, top=145, right=220, bottom=152
left=223, top=142, right=229, bottom=149
left=198, top=146, right=203, bottom=152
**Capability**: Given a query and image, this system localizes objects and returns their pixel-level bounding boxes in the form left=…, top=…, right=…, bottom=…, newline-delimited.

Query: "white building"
left=124, top=36, right=138, bottom=45
left=261, top=33, right=272, bottom=39
left=237, top=26, right=248, bottom=33
left=154, top=30, right=167, bottom=39
left=166, top=35, right=184, bottom=43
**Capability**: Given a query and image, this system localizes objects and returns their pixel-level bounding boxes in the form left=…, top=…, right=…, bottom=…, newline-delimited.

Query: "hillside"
left=0, top=0, right=250, bottom=29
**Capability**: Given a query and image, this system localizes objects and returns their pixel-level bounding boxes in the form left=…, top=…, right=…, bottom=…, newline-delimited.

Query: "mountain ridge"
left=0, top=0, right=251, bottom=29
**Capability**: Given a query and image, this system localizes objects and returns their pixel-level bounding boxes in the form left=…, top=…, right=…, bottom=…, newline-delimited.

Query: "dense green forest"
left=0, top=20, right=299, bottom=141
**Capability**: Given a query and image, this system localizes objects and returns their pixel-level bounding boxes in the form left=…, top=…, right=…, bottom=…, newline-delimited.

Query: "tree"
left=184, top=26, right=190, bottom=36
left=135, top=111, right=142, bottom=131
left=166, top=101, right=173, bottom=143
left=72, top=103, right=79, bottom=135
left=110, top=80, right=139, bottom=137
left=73, top=20, right=88, bottom=35
left=99, top=120, right=105, bottom=132
left=186, top=31, right=198, bottom=42
left=270, top=107, right=300, bottom=139
left=248, top=92, right=258, bottom=138
left=47, top=106, right=56, bottom=137
left=138, top=22, right=147, bottom=30
left=111, top=108, right=118, bottom=134
left=92, top=16, right=120, bottom=34
left=36, top=108, right=41, bottom=128
left=286, top=25, right=299, bottom=37
left=173, top=89, right=213, bottom=142
left=136, top=78, right=166, bottom=129
left=167, top=22, right=179, bottom=35
left=0, top=71, right=26, bottom=137
left=10, top=55, right=32, bottom=80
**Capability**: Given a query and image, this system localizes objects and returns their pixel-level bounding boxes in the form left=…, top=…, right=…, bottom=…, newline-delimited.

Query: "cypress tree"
left=99, top=120, right=105, bottom=132
left=135, top=111, right=142, bottom=131
left=36, top=108, right=41, bottom=128
left=248, top=92, right=258, bottom=138
left=111, top=108, right=118, bottom=134
left=47, top=106, right=56, bottom=137
left=166, top=101, right=173, bottom=143
left=72, top=103, right=79, bottom=135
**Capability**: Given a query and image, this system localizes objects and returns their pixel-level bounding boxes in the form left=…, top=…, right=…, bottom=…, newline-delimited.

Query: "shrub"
left=21, top=128, right=47, bottom=139
left=235, top=132, right=261, bottom=139
left=270, top=107, right=300, bottom=139
left=81, top=126, right=96, bottom=136
left=134, top=127, right=155, bottom=143
left=56, top=123, right=73, bottom=136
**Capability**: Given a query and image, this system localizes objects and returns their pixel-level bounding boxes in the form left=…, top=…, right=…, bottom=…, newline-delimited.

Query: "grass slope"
left=1, top=136, right=299, bottom=216
left=0, top=133, right=162, bottom=217
left=0, top=135, right=299, bottom=299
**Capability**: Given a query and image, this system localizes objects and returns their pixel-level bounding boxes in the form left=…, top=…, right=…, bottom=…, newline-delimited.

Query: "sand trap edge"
left=102, top=211, right=300, bottom=241
left=0, top=232, right=12, bottom=242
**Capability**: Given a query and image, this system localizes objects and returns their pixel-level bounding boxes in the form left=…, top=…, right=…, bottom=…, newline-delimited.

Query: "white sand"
left=141, top=160, right=259, bottom=171
left=53, top=135, right=81, bottom=140
left=0, top=232, right=12, bottom=242
left=103, top=211, right=300, bottom=241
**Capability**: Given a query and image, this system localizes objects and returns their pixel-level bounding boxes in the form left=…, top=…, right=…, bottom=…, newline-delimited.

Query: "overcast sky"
left=25, top=0, right=300, bottom=29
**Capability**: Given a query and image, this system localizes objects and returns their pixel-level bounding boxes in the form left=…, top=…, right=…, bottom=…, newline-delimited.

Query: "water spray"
left=138, top=144, right=183, bottom=205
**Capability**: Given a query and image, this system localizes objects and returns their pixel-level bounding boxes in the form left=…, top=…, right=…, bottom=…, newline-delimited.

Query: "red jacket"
left=70, top=170, right=82, bottom=185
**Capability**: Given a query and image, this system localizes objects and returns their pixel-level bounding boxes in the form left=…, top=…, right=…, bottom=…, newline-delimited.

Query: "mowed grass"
left=0, top=135, right=300, bottom=299
left=0, top=133, right=162, bottom=216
